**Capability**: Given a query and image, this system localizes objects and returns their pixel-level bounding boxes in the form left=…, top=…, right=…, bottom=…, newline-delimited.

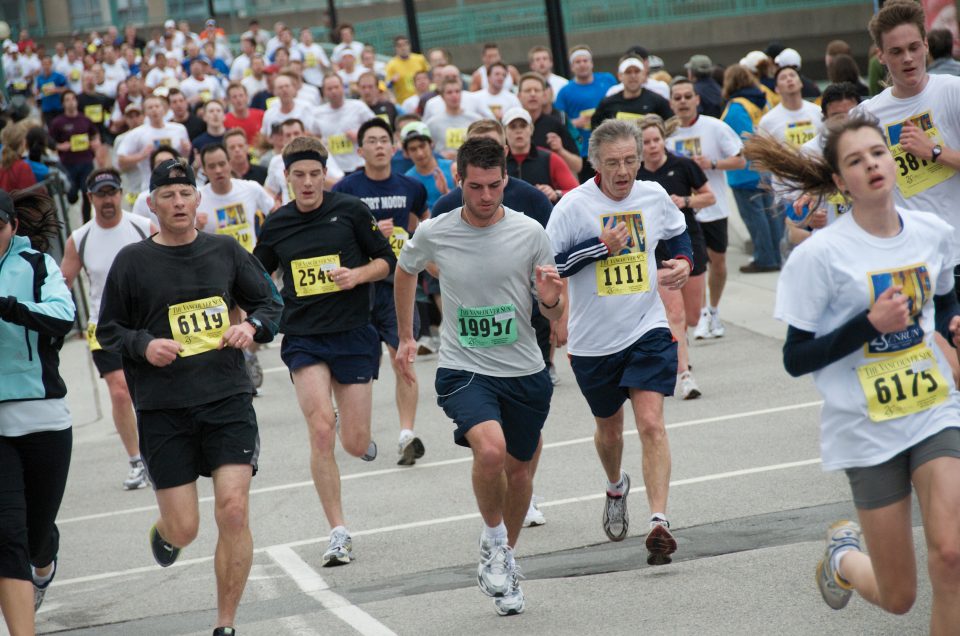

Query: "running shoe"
left=244, top=351, right=264, bottom=389
left=477, top=534, right=513, bottom=597
left=548, top=364, right=560, bottom=386
left=816, top=520, right=861, bottom=610
left=693, top=309, right=712, bottom=340
left=362, top=440, right=378, bottom=462
left=708, top=310, right=726, bottom=338
left=523, top=495, right=546, bottom=527
left=493, top=548, right=525, bottom=616
left=149, top=524, right=180, bottom=567
left=416, top=335, right=437, bottom=355
left=677, top=370, right=701, bottom=400
left=397, top=434, right=425, bottom=466
left=124, top=459, right=149, bottom=490
left=646, top=517, right=678, bottom=565
left=603, top=472, right=630, bottom=542
left=212, top=628, right=236, bottom=636
left=32, top=556, right=56, bottom=611
left=322, top=527, right=353, bottom=567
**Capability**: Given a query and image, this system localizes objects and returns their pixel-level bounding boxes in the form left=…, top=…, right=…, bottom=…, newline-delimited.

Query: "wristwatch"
left=932, top=144, right=943, bottom=163
left=244, top=316, right=262, bottom=334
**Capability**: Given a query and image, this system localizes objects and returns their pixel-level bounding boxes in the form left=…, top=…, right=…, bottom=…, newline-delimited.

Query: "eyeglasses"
left=91, top=188, right=120, bottom=197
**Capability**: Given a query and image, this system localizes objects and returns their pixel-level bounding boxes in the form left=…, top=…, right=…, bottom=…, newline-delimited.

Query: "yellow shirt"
left=385, top=54, right=430, bottom=103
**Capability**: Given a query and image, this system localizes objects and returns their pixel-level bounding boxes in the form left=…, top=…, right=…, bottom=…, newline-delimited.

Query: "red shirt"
left=0, top=160, right=37, bottom=192
left=224, top=108, right=264, bottom=144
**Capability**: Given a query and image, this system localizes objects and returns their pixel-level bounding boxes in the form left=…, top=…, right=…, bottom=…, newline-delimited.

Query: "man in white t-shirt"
left=469, top=43, right=519, bottom=92
left=527, top=45, right=568, bottom=100
left=101, top=46, right=129, bottom=86
left=546, top=118, right=691, bottom=566
left=758, top=66, right=823, bottom=148
left=117, top=94, right=192, bottom=185
left=298, top=27, right=331, bottom=88
left=666, top=77, right=745, bottom=340
left=423, top=65, right=496, bottom=121
left=313, top=73, right=376, bottom=173
left=331, top=24, right=364, bottom=63
left=426, top=77, right=484, bottom=159
left=229, top=37, right=257, bottom=82
left=260, top=71, right=315, bottom=137
left=471, top=62, right=522, bottom=121
left=179, top=58, right=224, bottom=107
left=264, top=118, right=345, bottom=205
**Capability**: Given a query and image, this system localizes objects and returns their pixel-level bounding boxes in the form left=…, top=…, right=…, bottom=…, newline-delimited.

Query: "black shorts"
left=372, top=282, right=419, bottom=350
left=531, top=311, right=551, bottom=365
left=570, top=328, right=678, bottom=418
left=435, top=368, right=552, bottom=461
left=699, top=218, right=728, bottom=254
left=280, top=325, right=381, bottom=384
left=656, top=228, right=708, bottom=277
left=92, top=349, right=123, bottom=376
left=137, top=393, right=259, bottom=490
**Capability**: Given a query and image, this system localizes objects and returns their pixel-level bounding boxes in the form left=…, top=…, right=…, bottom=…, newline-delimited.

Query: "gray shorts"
left=845, top=427, right=960, bottom=510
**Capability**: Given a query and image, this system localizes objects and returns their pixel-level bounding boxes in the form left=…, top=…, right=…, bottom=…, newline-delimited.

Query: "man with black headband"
left=254, top=137, right=396, bottom=567
left=97, top=158, right=282, bottom=636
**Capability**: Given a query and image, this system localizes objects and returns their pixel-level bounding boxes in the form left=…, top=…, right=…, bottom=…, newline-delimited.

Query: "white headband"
left=618, top=58, right=644, bottom=74
left=569, top=49, right=592, bottom=64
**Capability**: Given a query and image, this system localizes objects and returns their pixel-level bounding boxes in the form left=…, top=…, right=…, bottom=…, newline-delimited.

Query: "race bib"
left=153, top=138, right=172, bottom=149
left=168, top=296, right=229, bottom=357
left=84, top=104, right=104, bottom=123
left=70, top=69, right=81, bottom=81
left=615, top=111, right=643, bottom=122
left=217, top=224, right=253, bottom=251
left=785, top=121, right=816, bottom=148
left=856, top=346, right=949, bottom=422
left=291, top=255, right=341, bottom=296
left=377, top=113, right=391, bottom=124
left=41, top=82, right=55, bottom=96
left=490, top=105, right=503, bottom=120
left=265, top=96, right=279, bottom=110
left=86, top=322, right=102, bottom=352
left=243, top=67, right=252, bottom=77
left=12, top=81, right=27, bottom=91
left=596, top=251, right=649, bottom=296
left=457, top=304, right=518, bottom=348
left=445, top=128, right=466, bottom=150
left=580, top=108, right=596, bottom=130
left=389, top=226, right=409, bottom=258
left=125, top=192, right=138, bottom=207
left=885, top=113, right=956, bottom=198
left=70, top=133, right=90, bottom=152
left=199, top=89, right=212, bottom=102
left=328, top=134, right=354, bottom=155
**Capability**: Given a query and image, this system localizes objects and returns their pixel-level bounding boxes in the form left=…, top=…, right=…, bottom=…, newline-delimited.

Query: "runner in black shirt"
left=254, top=136, right=396, bottom=568
left=97, top=158, right=282, bottom=636
left=591, top=56, right=673, bottom=130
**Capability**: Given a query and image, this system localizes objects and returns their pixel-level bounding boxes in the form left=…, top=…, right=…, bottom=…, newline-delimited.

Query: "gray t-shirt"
left=398, top=206, right=555, bottom=377
left=425, top=111, right=480, bottom=155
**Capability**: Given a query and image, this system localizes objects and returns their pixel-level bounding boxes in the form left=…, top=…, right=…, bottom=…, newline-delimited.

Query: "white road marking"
left=57, top=400, right=823, bottom=525
left=267, top=546, right=397, bottom=636
left=55, top=455, right=822, bottom=588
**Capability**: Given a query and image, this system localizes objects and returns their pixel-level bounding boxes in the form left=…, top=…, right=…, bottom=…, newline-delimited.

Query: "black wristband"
left=539, top=297, right=560, bottom=309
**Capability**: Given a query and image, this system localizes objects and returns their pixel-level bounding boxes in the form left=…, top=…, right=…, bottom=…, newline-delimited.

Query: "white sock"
left=606, top=473, right=626, bottom=495
left=398, top=429, right=414, bottom=443
left=331, top=525, right=347, bottom=535
left=32, top=564, right=54, bottom=586
left=831, top=547, right=853, bottom=583
left=482, top=522, right=507, bottom=542
left=129, top=455, right=142, bottom=464
left=708, top=306, right=718, bottom=314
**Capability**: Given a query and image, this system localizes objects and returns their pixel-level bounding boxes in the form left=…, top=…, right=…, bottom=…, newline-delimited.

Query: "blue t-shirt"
left=331, top=170, right=428, bottom=228
left=554, top=72, right=617, bottom=157
left=36, top=72, right=67, bottom=113
left=405, top=159, right=454, bottom=210
left=432, top=176, right=551, bottom=229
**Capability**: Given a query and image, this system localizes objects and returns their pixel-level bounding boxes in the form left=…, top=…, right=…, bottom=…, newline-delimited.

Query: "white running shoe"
left=416, top=335, right=437, bottom=355
left=124, top=460, right=149, bottom=490
left=548, top=365, right=560, bottom=386
left=322, top=528, right=353, bottom=567
left=693, top=309, right=712, bottom=340
left=709, top=310, right=726, bottom=338
left=493, top=548, right=525, bottom=616
left=523, top=496, right=546, bottom=527
left=477, top=537, right=510, bottom=597
left=677, top=370, right=701, bottom=400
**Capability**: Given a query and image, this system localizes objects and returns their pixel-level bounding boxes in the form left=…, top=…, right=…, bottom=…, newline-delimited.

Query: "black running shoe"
left=150, top=524, right=181, bottom=567
left=213, top=628, right=236, bottom=635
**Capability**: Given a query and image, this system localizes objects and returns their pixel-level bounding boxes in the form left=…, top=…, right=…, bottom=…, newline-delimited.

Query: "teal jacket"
left=0, top=234, right=76, bottom=403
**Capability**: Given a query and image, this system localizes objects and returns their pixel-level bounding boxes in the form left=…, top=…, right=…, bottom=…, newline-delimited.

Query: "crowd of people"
left=3, top=0, right=960, bottom=633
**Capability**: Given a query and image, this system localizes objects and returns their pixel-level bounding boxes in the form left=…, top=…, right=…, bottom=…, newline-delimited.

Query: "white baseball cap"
left=739, top=51, right=768, bottom=74
left=164, top=19, right=176, bottom=29
left=502, top=107, right=532, bottom=126
left=774, top=48, right=802, bottom=69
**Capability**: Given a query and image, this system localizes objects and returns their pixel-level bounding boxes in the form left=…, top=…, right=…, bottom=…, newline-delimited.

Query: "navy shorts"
left=92, top=349, right=123, bottom=376
left=570, top=328, right=678, bottom=418
left=372, top=282, right=419, bottom=350
left=435, top=368, right=552, bottom=461
left=281, top=325, right=381, bottom=384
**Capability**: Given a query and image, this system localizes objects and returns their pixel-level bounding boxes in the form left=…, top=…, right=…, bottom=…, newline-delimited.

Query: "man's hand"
left=550, top=317, right=568, bottom=347
left=535, top=265, right=563, bottom=308
left=145, top=338, right=182, bottom=366
left=808, top=209, right=828, bottom=229
left=219, top=321, right=256, bottom=350
left=949, top=315, right=960, bottom=349
left=573, top=114, right=590, bottom=129
left=669, top=194, right=686, bottom=210
left=899, top=119, right=936, bottom=160
left=433, top=167, right=450, bottom=195
left=330, top=267, right=361, bottom=290
left=660, top=258, right=691, bottom=290
left=867, top=286, right=910, bottom=333
left=377, top=218, right=394, bottom=238
left=535, top=183, right=559, bottom=203
left=599, top=217, right=629, bottom=254
left=691, top=155, right=712, bottom=171
left=395, top=337, right=418, bottom=385
left=545, top=132, right=563, bottom=153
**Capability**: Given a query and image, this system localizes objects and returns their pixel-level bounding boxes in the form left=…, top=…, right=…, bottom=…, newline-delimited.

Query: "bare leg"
left=594, top=407, right=625, bottom=484
left=154, top=481, right=201, bottom=548
left=913, top=456, right=960, bottom=634
left=211, top=464, right=254, bottom=629
left=503, top=452, right=534, bottom=547
left=706, top=248, right=726, bottom=308
left=629, top=389, right=670, bottom=515
left=682, top=274, right=706, bottom=328
left=658, top=282, right=688, bottom=373
left=103, top=370, right=139, bottom=457
left=387, top=344, right=418, bottom=433
left=464, top=421, right=507, bottom=528
left=0, top=578, right=34, bottom=636
left=292, top=364, right=343, bottom=529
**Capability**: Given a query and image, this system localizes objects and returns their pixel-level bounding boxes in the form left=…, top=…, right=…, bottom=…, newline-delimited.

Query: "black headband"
left=283, top=150, right=327, bottom=169
left=151, top=175, right=195, bottom=191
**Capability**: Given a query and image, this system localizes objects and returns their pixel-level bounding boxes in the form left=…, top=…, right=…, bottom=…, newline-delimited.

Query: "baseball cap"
left=149, top=158, right=196, bottom=192
left=263, top=63, right=279, bottom=75
left=684, top=54, right=713, bottom=74
left=87, top=171, right=122, bottom=193
left=5, top=41, right=18, bottom=54
left=502, top=107, right=532, bottom=126
left=164, top=19, right=176, bottom=29
left=618, top=57, right=644, bottom=74
left=0, top=190, right=16, bottom=224
left=205, top=18, right=216, bottom=27
left=775, top=48, right=802, bottom=69
left=647, top=55, right=664, bottom=72
left=400, top=121, right=432, bottom=146
left=739, top=50, right=769, bottom=74
left=124, top=102, right=143, bottom=114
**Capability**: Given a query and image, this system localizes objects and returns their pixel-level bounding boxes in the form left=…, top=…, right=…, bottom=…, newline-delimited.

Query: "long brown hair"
left=12, top=190, right=62, bottom=253
left=1, top=122, right=26, bottom=169
left=722, top=64, right=758, bottom=101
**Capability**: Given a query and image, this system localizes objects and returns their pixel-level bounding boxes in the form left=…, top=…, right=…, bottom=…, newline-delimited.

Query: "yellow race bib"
left=86, top=322, right=102, bottom=352
left=41, top=82, right=56, bottom=96
left=615, top=111, right=643, bottom=122
left=596, top=251, right=649, bottom=296
left=886, top=113, right=956, bottom=198
left=199, top=89, right=212, bottom=103
left=376, top=113, right=391, bottom=124
left=389, top=227, right=409, bottom=258
left=580, top=108, right=596, bottom=130
left=265, top=96, right=279, bottom=110
left=217, top=224, right=253, bottom=252
left=291, top=255, right=341, bottom=296
left=785, top=121, right=816, bottom=148
left=490, top=105, right=503, bottom=121
left=328, top=133, right=355, bottom=156
left=125, top=192, right=139, bottom=207
left=12, top=81, right=26, bottom=91
left=445, top=128, right=466, bottom=150
left=84, top=104, right=104, bottom=123
left=168, top=296, right=229, bottom=357
left=214, top=204, right=253, bottom=252
left=70, top=133, right=90, bottom=152
left=305, top=54, right=317, bottom=68
left=856, top=346, right=949, bottom=422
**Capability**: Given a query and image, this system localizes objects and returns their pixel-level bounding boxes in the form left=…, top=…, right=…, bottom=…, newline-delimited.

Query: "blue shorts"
left=280, top=325, right=381, bottom=384
left=372, top=282, right=419, bottom=350
left=435, top=368, right=552, bottom=461
left=570, top=328, right=678, bottom=418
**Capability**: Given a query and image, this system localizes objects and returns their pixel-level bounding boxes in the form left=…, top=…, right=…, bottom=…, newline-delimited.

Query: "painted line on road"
left=57, top=400, right=822, bottom=526
left=267, top=546, right=397, bottom=636
left=55, top=455, right=822, bottom=589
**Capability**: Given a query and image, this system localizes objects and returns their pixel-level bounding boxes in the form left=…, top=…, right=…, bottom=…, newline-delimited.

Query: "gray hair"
left=588, top=119, right=642, bottom=170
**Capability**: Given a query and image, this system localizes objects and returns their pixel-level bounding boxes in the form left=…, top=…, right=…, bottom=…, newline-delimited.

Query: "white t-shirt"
left=116, top=121, right=191, bottom=184
left=338, top=66, right=370, bottom=88
left=241, top=75, right=267, bottom=99
left=265, top=154, right=345, bottom=204
left=145, top=66, right=178, bottom=89
left=667, top=115, right=744, bottom=223
left=401, top=94, right=421, bottom=114
left=547, top=73, right=568, bottom=99
left=297, top=83, right=322, bottom=107
left=179, top=75, right=223, bottom=103
left=332, top=41, right=365, bottom=61
left=546, top=179, right=686, bottom=356
left=857, top=73, right=960, bottom=263
left=774, top=209, right=960, bottom=470
left=71, top=213, right=153, bottom=324
left=198, top=179, right=274, bottom=252
left=229, top=54, right=252, bottom=82
left=131, top=190, right=157, bottom=224
left=312, top=99, right=376, bottom=173
left=60, top=60, right=84, bottom=92
left=299, top=43, right=331, bottom=87
left=757, top=100, right=823, bottom=148
left=260, top=99, right=317, bottom=137
left=470, top=88, right=522, bottom=121
left=102, top=60, right=128, bottom=85
left=423, top=91, right=495, bottom=121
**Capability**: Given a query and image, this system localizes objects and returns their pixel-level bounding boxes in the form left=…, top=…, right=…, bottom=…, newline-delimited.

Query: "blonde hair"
left=466, top=119, right=505, bottom=144
left=637, top=114, right=679, bottom=139
left=1, top=122, right=26, bottom=169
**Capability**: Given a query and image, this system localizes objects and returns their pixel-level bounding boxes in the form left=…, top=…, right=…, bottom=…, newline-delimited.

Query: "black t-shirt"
left=369, top=101, right=399, bottom=129
left=254, top=192, right=397, bottom=335
left=591, top=89, right=674, bottom=129
left=174, top=113, right=207, bottom=140
left=97, top=232, right=282, bottom=410
left=242, top=164, right=268, bottom=185
left=637, top=153, right=707, bottom=263
left=77, top=92, right=114, bottom=138
left=532, top=113, right=579, bottom=158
